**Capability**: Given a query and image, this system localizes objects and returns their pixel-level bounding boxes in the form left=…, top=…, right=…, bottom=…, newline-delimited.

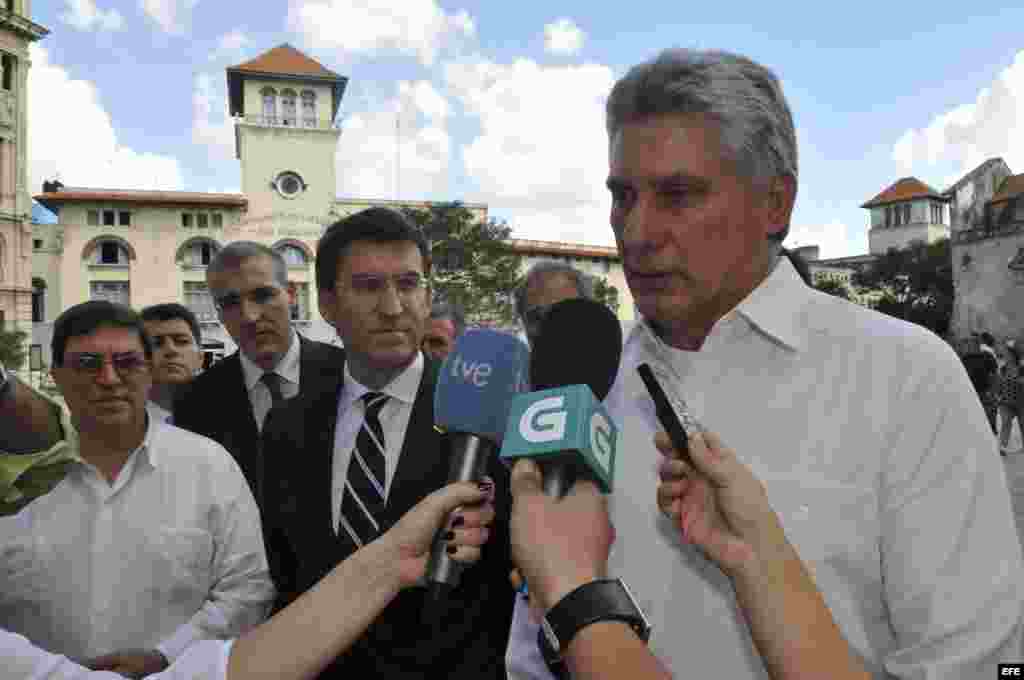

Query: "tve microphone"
left=424, top=328, right=530, bottom=606
left=500, top=298, right=623, bottom=497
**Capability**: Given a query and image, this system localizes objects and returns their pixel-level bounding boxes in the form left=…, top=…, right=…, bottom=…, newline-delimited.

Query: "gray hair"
left=514, top=260, right=596, bottom=320
left=606, top=48, right=798, bottom=242
left=430, top=299, right=466, bottom=335
left=208, top=241, right=288, bottom=288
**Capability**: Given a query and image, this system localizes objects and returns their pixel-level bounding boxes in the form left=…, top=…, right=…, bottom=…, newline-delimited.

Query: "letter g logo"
left=520, top=396, right=567, bottom=443
left=589, top=412, right=613, bottom=474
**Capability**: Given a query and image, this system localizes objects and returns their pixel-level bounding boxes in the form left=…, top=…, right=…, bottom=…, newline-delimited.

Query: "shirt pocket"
left=761, top=477, right=877, bottom=575
left=151, top=526, right=215, bottom=600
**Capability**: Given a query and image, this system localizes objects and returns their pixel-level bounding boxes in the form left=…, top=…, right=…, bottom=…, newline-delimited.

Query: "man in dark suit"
left=174, top=241, right=344, bottom=501
left=261, top=208, right=514, bottom=679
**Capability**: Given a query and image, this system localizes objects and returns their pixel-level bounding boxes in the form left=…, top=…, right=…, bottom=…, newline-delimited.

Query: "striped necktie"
left=337, top=392, right=390, bottom=551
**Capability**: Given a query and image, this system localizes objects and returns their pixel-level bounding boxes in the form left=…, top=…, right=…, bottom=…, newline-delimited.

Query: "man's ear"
left=317, top=289, right=336, bottom=328
left=764, top=173, right=797, bottom=240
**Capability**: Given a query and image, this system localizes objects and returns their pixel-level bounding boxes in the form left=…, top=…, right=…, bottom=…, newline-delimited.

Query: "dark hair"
left=51, top=300, right=152, bottom=367
left=981, top=332, right=995, bottom=347
left=140, top=303, right=202, bottom=345
left=430, top=300, right=466, bottom=335
left=316, top=207, right=431, bottom=292
left=208, top=241, right=288, bottom=288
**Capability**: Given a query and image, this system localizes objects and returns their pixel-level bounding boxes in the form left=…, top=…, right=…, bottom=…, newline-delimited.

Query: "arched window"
left=179, top=239, right=220, bottom=267
left=90, top=239, right=131, bottom=265
left=31, top=278, right=45, bottom=322
left=281, top=89, right=297, bottom=126
left=301, top=90, right=316, bottom=127
left=262, top=87, right=277, bottom=125
left=276, top=244, right=308, bottom=267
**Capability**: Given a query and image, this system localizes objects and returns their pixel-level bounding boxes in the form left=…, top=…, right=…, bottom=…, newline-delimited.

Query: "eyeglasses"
left=64, top=351, right=150, bottom=377
left=345, top=273, right=427, bottom=299
left=213, top=286, right=283, bottom=313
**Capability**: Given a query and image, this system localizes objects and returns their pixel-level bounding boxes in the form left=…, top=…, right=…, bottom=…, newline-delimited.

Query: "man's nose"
left=378, top=284, right=404, bottom=316
left=239, top=298, right=263, bottom=322
left=94, top=361, right=123, bottom=385
left=618, top=194, right=662, bottom=252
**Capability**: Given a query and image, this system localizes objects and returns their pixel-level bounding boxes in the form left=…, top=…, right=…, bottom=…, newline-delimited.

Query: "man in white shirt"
left=140, top=303, right=205, bottom=423
left=508, top=47, right=1023, bottom=679
left=0, top=300, right=273, bottom=677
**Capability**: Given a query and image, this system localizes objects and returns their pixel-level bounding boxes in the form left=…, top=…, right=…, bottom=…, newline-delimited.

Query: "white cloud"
left=543, top=18, right=585, bottom=56
left=140, top=0, right=198, bottom=34
left=27, top=45, right=184, bottom=193
left=61, top=0, right=124, bottom=32
left=788, top=219, right=862, bottom=260
left=287, top=0, right=476, bottom=66
left=892, top=49, right=1024, bottom=181
left=444, top=57, right=616, bottom=245
left=335, top=80, right=452, bottom=200
left=192, top=72, right=236, bottom=160
left=217, top=29, right=248, bottom=52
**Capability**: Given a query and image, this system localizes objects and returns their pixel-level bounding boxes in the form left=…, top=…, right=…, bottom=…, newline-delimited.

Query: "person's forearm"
left=731, top=543, right=870, bottom=680
left=0, top=378, right=64, bottom=454
left=564, top=622, right=671, bottom=680
left=226, top=538, right=402, bottom=680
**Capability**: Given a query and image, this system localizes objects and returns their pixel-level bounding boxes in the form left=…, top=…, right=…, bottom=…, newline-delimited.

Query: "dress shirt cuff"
left=157, top=622, right=204, bottom=662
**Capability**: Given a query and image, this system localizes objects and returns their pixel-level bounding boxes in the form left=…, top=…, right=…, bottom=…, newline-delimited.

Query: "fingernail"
left=451, top=516, right=464, bottom=528
left=446, top=545, right=457, bottom=555
left=443, top=530, right=455, bottom=541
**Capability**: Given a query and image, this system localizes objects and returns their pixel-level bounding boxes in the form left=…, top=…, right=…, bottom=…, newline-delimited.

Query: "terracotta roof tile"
left=861, top=177, right=946, bottom=208
left=992, top=174, right=1024, bottom=203
left=229, top=44, right=340, bottom=79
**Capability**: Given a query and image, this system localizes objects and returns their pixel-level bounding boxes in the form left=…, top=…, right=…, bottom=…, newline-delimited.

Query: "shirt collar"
left=240, top=329, right=302, bottom=391
left=342, top=351, right=424, bottom=409
left=625, top=254, right=808, bottom=354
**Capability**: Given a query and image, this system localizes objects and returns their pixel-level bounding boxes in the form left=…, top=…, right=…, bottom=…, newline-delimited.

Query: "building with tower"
left=0, top=0, right=46, bottom=367
left=30, top=44, right=632, bottom=367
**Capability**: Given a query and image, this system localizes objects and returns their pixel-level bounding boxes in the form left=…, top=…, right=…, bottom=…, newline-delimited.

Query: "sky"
left=25, top=1, right=1024, bottom=257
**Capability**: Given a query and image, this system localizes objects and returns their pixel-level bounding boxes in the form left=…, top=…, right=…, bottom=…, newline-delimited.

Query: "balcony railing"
left=242, top=114, right=337, bottom=130
left=953, top=220, right=1024, bottom=244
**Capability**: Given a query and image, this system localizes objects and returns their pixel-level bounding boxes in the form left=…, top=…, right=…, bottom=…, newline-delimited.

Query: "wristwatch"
left=538, top=578, right=651, bottom=664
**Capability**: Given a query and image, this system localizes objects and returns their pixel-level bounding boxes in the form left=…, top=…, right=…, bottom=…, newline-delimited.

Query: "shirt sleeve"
left=880, top=337, right=1024, bottom=678
left=505, top=594, right=560, bottom=680
left=3, top=626, right=231, bottom=680
left=156, top=457, right=275, bottom=662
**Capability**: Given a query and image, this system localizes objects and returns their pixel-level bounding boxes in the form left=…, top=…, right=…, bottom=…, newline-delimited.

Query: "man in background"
left=513, top=261, right=595, bottom=347
left=421, top=300, right=465, bottom=362
left=140, top=303, right=204, bottom=423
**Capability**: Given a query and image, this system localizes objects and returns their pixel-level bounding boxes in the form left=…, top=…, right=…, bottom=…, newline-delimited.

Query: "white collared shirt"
left=508, top=257, right=1023, bottom=679
left=2, top=630, right=233, bottom=680
left=0, top=416, right=275, bottom=663
left=239, top=329, right=301, bottom=430
left=331, top=352, right=425, bottom=534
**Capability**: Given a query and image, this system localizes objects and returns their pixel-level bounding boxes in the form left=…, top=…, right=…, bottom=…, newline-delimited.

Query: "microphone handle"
left=425, top=432, right=495, bottom=590
left=540, top=459, right=578, bottom=499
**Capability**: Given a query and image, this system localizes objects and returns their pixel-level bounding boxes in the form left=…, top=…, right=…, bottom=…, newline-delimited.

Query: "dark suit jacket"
left=173, top=334, right=345, bottom=502
left=261, top=354, right=514, bottom=679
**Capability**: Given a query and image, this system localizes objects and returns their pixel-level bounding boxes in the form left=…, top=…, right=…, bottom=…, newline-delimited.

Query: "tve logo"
left=448, top=354, right=492, bottom=387
left=520, top=396, right=568, bottom=443
left=1000, top=664, right=1024, bottom=676
left=500, top=385, right=618, bottom=492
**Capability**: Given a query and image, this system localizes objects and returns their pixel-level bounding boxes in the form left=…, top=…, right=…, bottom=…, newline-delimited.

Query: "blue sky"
left=27, top=1, right=1024, bottom=257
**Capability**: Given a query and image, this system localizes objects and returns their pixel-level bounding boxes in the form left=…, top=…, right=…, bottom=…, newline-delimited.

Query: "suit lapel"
left=383, top=359, right=447, bottom=530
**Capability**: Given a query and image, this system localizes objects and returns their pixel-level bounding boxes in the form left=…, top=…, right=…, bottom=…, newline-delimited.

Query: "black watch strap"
left=539, top=578, right=650, bottom=661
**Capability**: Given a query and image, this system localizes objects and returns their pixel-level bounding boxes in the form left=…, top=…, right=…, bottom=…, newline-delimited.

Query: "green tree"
left=813, top=277, right=851, bottom=300
left=852, top=238, right=953, bottom=336
left=593, top=277, right=621, bottom=314
left=0, top=328, right=28, bottom=370
left=401, top=202, right=524, bottom=326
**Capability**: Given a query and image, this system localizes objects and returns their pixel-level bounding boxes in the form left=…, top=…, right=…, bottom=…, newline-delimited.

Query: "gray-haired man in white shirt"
left=508, top=48, right=1023, bottom=679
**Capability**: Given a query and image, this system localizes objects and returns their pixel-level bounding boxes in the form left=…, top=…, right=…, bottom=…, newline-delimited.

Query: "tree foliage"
left=0, top=328, right=28, bottom=370
left=813, top=277, right=851, bottom=300
left=852, top=238, right=953, bottom=336
left=401, top=202, right=524, bottom=326
left=593, top=277, right=621, bottom=314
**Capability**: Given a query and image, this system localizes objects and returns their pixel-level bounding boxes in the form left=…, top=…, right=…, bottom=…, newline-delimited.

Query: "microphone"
left=500, top=298, right=623, bottom=497
left=424, top=328, right=530, bottom=608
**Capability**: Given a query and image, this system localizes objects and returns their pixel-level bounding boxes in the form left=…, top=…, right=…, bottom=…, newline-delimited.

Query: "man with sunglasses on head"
left=513, top=261, right=596, bottom=347
left=173, top=241, right=344, bottom=503
left=0, top=301, right=273, bottom=678
left=421, top=299, right=465, bottom=362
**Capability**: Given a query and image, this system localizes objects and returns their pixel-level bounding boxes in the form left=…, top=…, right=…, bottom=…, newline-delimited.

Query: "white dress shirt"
left=239, top=329, right=302, bottom=430
left=2, top=629, right=233, bottom=680
left=0, top=416, right=275, bottom=663
left=331, top=352, right=424, bottom=534
left=508, top=257, right=1024, bottom=679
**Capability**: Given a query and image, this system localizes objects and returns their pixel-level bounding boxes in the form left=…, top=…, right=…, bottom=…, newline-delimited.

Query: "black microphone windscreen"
left=530, top=298, right=622, bottom=400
